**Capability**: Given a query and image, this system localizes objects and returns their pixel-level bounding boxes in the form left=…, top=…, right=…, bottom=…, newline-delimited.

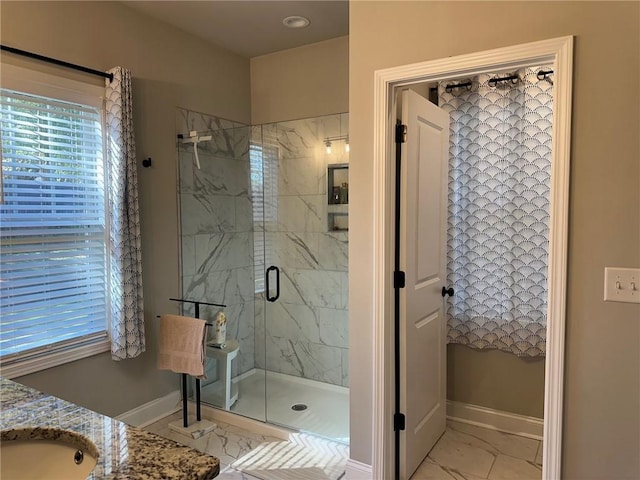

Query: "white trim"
left=372, top=36, right=573, bottom=480
left=197, top=402, right=292, bottom=441
left=1, top=338, right=110, bottom=379
left=345, top=459, right=374, bottom=479
left=446, top=401, right=543, bottom=441
left=232, top=367, right=259, bottom=383
left=116, top=390, right=182, bottom=428
left=1, top=63, right=104, bottom=107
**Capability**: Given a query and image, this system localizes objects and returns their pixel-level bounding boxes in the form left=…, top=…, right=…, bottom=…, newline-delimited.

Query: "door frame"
left=371, top=36, right=573, bottom=479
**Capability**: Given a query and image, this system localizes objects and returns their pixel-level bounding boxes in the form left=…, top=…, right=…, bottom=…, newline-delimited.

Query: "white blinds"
left=0, top=88, right=108, bottom=361
left=250, top=138, right=279, bottom=294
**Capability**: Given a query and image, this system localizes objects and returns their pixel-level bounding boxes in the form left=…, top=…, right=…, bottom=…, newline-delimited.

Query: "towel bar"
left=161, top=297, right=226, bottom=428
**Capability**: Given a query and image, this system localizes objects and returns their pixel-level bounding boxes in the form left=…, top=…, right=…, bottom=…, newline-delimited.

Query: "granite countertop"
left=0, top=378, right=219, bottom=479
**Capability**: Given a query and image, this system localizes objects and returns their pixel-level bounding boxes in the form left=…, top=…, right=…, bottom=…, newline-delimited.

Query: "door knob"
left=442, top=286, right=454, bottom=297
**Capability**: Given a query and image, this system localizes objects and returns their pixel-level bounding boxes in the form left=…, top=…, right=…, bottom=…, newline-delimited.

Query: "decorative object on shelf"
left=332, top=186, right=341, bottom=204
left=211, top=311, right=227, bottom=348
left=340, top=182, right=349, bottom=204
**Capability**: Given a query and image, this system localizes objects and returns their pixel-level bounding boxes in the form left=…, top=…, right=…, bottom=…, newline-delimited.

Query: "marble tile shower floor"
left=411, top=421, right=543, bottom=480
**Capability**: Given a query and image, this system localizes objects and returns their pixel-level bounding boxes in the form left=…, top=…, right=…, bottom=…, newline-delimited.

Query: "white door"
left=399, top=89, right=450, bottom=479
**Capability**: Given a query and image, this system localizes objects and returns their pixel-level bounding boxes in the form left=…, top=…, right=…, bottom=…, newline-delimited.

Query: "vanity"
left=0, top=378, right=220, bottom=479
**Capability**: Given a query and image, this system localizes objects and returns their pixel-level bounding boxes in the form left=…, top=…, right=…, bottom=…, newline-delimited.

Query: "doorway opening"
left=371, top=37, right=573, bottom=480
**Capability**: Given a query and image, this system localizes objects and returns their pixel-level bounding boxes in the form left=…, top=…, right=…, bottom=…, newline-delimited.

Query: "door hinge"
left=395, top=124, right=407, bottom=143
left=394, top=413, right=406, bottom=431
left=394, top=270, right=406, bottom=289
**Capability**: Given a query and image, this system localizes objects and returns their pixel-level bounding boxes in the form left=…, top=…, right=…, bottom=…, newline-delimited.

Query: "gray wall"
left=447, top=345, right=545, bottom=418
left=1, top=1, right=251, bottom=417
left=349, top=2, right=640, bottom=478
left=251, top=36, right=349, bottom=124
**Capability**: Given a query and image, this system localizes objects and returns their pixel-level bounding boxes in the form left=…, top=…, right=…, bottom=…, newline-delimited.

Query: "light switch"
left=604, top=267, right=640, bottom=304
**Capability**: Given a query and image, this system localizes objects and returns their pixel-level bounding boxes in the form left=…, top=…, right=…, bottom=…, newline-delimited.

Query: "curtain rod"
left=0, top=44, right=113, bottom=82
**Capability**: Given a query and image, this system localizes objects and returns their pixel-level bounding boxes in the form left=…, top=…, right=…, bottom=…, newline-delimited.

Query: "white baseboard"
left=345, top=459, right=373, bottom=479
left=116, top=390, right=181, bottom=428
left=446, top=400, right=543, bottom=440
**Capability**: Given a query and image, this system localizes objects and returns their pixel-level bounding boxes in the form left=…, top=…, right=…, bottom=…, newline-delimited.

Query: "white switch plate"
left=604, top=267, right=640, bottom=304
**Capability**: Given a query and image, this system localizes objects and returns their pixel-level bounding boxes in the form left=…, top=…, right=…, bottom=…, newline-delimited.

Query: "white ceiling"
left=122, top=1, right=349, bottom=58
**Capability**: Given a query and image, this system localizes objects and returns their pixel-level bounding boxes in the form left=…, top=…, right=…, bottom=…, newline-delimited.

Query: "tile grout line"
left=486, top=450, right=498, bottom=479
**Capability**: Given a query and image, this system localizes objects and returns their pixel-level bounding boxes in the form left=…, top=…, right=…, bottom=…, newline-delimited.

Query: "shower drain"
left=291, top=403, right=308, bottom=411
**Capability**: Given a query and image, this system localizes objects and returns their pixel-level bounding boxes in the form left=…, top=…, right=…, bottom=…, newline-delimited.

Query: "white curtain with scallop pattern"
left=439, top=67, right=553, bottom=357
left=105, top=67, right=145, bottom=360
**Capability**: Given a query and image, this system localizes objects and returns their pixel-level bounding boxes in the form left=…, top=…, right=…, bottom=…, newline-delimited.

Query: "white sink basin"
left=1, top=427, right=98, bottom=480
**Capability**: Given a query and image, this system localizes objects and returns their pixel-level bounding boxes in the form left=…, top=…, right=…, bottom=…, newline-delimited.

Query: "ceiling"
left=122, top=1, right=349, bottom=58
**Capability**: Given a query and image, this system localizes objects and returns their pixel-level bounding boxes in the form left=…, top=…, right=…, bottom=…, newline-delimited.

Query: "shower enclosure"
left=175, top=108, right=349, bottom=444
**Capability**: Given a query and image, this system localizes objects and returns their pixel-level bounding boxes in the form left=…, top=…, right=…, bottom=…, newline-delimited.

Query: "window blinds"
left=250, top=138, right=279, bottom=294
left=0, top=89, right=108, bottom=361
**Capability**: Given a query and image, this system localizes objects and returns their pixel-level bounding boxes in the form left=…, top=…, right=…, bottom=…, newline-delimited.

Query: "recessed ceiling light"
left=282, top=15, right=310, bottom=29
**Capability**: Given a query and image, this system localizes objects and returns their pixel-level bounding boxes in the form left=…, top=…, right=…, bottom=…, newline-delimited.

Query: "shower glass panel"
left=176, top=109, right=349, bottom=444
left=176, top=108, right=266, bottom=422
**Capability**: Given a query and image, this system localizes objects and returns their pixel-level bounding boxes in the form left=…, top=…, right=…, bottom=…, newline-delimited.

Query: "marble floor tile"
left=427, top=431, right=496, bottom=478
left=145, top=412, right=280, bottom=467
left=534, top=442, right=543, bottom=466
left=146, top=408, right=347, bottom=480
left=447, top=421, right=540, bottom=462
left=411, top=458, right=487, bottom=480
left=487, top=454, right=542, bottom=480
left=217, top=465, right=262, bottom=479
left=412, top=423, right=542, bottom=480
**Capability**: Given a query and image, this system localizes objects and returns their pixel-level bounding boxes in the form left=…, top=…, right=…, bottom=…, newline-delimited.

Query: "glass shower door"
left=261, top=114, right=350, bottom=443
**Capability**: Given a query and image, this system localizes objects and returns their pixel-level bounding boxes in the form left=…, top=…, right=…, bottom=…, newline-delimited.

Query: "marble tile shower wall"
left=176, top=108, right=256, bottom=379
left=255, top=113, right=350, bottom=388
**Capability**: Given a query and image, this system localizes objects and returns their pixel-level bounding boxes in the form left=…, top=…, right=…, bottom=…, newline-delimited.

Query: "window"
left=250, top=135, right=278, bottom=294
left=0, top=65, right=109, bottom=377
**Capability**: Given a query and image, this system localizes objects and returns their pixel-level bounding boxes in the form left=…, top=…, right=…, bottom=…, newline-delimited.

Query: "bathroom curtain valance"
left=439, top=67, right=552, bottom=357
left=106, top=67, right=145, bottom=360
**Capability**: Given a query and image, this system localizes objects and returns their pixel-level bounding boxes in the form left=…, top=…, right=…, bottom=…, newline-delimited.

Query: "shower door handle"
left=266, top=266, right=280, bottom=302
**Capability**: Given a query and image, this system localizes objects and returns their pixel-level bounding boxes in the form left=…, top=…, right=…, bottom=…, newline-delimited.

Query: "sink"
left=1, top=427, right=98, bottom=480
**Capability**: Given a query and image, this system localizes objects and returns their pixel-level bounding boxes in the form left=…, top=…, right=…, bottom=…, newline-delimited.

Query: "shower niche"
left=327, top=163, right=348, bottom=231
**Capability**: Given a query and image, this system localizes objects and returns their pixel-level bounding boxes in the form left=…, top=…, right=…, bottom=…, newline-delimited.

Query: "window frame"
left=0, top=64, right=111, bottom=378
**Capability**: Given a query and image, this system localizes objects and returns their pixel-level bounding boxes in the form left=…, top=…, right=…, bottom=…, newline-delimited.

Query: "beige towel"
left=157, top=314, right=207, bottom=378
